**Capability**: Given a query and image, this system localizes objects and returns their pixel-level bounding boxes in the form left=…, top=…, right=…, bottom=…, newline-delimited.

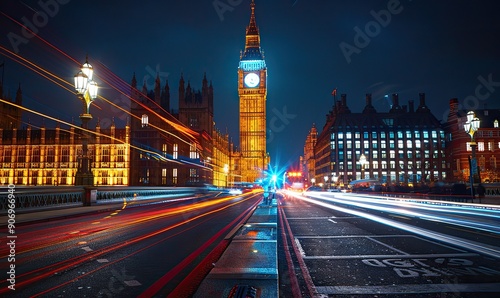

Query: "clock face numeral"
left=244, top=73, right=260, bottom=88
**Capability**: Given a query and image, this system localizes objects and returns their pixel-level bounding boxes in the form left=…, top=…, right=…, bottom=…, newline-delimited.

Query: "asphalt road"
left=0, top=191, right=262, bottom=297
left=278, top=191, right=500, bottom=298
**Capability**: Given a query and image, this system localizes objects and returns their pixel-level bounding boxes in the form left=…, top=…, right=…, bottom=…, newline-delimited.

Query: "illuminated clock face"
left=244, top=73, right=260, bottom=88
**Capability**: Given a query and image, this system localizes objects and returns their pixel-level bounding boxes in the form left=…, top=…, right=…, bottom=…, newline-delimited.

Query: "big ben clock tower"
left=238, top=0, right=269, bottom=183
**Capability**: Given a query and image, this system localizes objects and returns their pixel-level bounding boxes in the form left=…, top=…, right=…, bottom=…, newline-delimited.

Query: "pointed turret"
left=15, top=83, right=22, bottom=105
left=154, top=73, right=161, bottom=105
left=241, top=0, right=263, bottom=61
left=161, top=80, right=170, bottom=112
left=179, top=73, right=185, bottom=103
left=141, top=80, right=147, bottom=95
left=131, top=72, right=137, bottom=88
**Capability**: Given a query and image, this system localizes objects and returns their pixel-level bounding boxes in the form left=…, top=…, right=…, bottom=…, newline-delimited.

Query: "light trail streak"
left=299, top=191, right=500, bottom=234
left=0, top=11, right=80, bottom=65
left=284, top=191, right=500, bottom=259
left=26, top=194, right=260, bottom=297
left=0, top=194, right=256, bottom=294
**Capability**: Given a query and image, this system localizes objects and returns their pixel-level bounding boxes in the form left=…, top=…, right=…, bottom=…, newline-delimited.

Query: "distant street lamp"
left=464, top=111, right=480, bottom=201
left=74, top=56, right=98, bottom=186
left=311, top=177, right=316, bottom=185
left=324, top=175, right=328, bottom=189
left=359, top=154, right=367, bottom=179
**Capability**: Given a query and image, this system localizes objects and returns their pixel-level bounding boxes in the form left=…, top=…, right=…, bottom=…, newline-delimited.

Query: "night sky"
left=1, top=0, right=500, bottom=168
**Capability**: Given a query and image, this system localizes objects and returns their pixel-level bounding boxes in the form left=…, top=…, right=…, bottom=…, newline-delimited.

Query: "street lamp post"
left=464, top=111, right=480, bottom=202
left=74, top=57, right=98, bottom=186
left=359, top=153, right=367, bottom=179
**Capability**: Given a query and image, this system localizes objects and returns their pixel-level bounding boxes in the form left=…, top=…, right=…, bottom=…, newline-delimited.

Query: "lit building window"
left=364, top=132, right=368, bottom=139
left=330, top=141, right=335, bottom=149
left=46, top=148, right=55, bottom=163
left=61, top=148, right=69, bottom=163
left=398, top=131, right=403, bottom=138
left=423, top=131, right=429, bottom=138
left=372, top=132, right=377, bottom=139
left=398, top=140, right=403, bottom=148
left=390, top=150, right=395, bottom=159
left=347, top=141, right=352, bottom=149
left=32, top=147, right=40, bottom=163
left=488, top=142, right=493, bottom=151
left=372, top=140, right=378, bottom=149
left=406, top=131, right=411, bottom=138
left=390, top=161, right=396, bottom=169
left=364, top=140, right=369, bottom=148
left=381, top=140, right=386, bottom=148
left=415, top=140, right=421, bottom=149
left=162, top=168, right=167, bottom=185
left=478, top=142, right=485, bottom=152
left=372, top=161, right=379, bottom=169
left=355, top=141, right=361, bottom=149
left=415, top=131, right=420, bottom=138
left=406, top=140, right=412, bottom=148
left=102, top=147, right=110, bottom=163
left=173, top=144, right=178, bottom=159
left=346, top=132, right=352, bottom=139
left=381, top=150, right=387, bottom=159
left=494, top=119, right=499, bottom=128
left=389, top=131, right=394, bottom=139
left=172, top=168, right=178, bottom=184
left=17, top=147, right=26, bottom=163
left=162, top=144, right=167, bottom=156
left=432, top=131, right=437, bottom=138
left=373, top=151, right=378, bottom=159
left=389, top=140, right=395, bottom=149
left=338, top=133, right=343, bottom=139
left=355, top=132, right=360, bottom=139
left=381, top=132, right=386, bottom=138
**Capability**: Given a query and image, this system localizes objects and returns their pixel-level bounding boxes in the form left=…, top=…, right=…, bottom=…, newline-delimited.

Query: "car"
left=327, top=187, right=341, bottom=192
left=304, top=185, right=323, bottom=192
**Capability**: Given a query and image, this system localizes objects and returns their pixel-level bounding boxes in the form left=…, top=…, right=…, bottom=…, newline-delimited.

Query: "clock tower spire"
left=237, top=0, right=269, bottom=183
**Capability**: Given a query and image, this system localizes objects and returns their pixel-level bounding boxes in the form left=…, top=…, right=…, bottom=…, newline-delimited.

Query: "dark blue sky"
left=1, top=0, right=500, bottom=167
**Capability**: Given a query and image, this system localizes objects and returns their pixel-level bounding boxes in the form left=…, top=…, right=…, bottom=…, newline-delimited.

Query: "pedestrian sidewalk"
left=194, top=197, right=278, bottom=297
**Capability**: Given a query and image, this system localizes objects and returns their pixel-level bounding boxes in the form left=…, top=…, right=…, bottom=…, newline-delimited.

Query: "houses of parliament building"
left=0, top=1, right=270, bottom=187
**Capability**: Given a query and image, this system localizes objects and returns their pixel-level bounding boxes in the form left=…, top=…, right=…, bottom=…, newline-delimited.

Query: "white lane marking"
left=124, top=280, right=142, bottom=286
left=97, top=259, right=109, bottom=263
left=366, top=236, right=408, bottom=255
left=328, top=219, right=337, bottom=224
left=294, top=237, right=306, bottom=257
left=302, top=253, right=479, bottom=260
left=316, top=283, right=500, bottom=295
left=81, top=246, right=93, bottom=252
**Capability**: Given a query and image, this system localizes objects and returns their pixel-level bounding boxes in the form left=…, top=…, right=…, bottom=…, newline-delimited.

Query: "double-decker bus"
left=285, top=171, right=305, bottom=192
